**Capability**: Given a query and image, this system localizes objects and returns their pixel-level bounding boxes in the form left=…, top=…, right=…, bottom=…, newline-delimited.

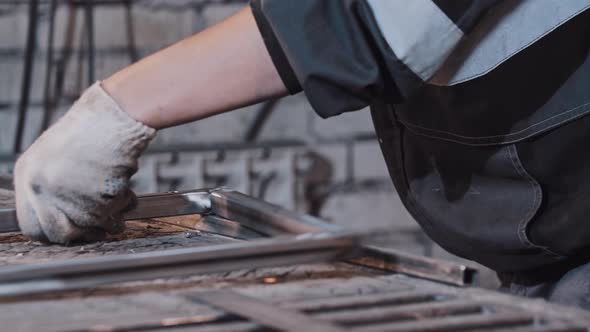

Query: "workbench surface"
left=0, top=215, right=586, bottom=332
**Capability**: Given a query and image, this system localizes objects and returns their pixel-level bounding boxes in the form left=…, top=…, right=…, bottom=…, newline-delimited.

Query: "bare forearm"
left=102, top=6, right=287, bottom=129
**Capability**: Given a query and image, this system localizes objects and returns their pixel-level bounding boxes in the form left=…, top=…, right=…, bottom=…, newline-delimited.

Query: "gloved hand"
left=14, top=82, right=156, bottom=244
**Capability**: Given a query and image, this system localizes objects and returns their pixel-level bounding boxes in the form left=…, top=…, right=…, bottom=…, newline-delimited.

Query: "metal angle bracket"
left=0, top=187, right=223, bottom=233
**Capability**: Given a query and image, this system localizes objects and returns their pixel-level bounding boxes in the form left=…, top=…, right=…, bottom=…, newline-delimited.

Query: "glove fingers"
left=77, top=189, right=134, bottom=234
left=15, top=199, right=49, bottom=243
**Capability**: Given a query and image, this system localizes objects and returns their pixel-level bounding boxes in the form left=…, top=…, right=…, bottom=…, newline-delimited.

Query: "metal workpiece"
left=123, top=188, right=213, bottom=221
left=209, top=190, right=341, bottom=236
left=0, top=187, right=478, bottom=288
left=209, top=190, right=477, bottom=287
left=0, top=188, right=217, bottom=233
left=194, top=290, right=345, bottom=332
left=0, top=232, right=361, bottom=298
left=350, top=246, right=478, bottom=287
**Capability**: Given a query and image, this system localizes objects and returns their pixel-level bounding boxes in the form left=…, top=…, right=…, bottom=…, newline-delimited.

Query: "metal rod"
left=40, top=0, right=57, bottom=133
left=194, top=290, right=344, bottom=332
left=281, top=291, right=442, bottom=312
left=310, top=300, right=483, bottom=325
left=45, top=1, right=77, bottom=131
left=123, top=189, right=212, bottom=221
left=0, top=232, right=360, bottom=299
left=210, top=190, right=341, bottom=236
left=349, top=246, right=479, bottom=287
left=84, top=0, right=95, bottom=84
left=13, top=0, right=39, bottom=153
left=349, top=312, right=535, bottom=332
left=244, top=99, right=278, bottom=142
left=123, top=0, right=139, bottom=63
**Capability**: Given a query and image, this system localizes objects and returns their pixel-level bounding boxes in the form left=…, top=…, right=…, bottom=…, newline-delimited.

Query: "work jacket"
left=251, top=0, right=590, bottom=273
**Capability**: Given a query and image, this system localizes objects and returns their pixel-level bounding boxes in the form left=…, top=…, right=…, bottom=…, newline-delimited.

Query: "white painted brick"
left=0, top=6, right=28, bottom=49
left=93, top=7, right=128, bottom=48
left=303, top=144, right=349, bottom=183
left=201, top=3, right=244, bottom=27
left=0, top=60, right=21, bottom=102
left=258, top=95, right=309, bottom=140
left=310, top=107, right=375, bottom=140
left=132, top=6, right=196, bottom=49
left=155, top=104, right=257, bottom=145
left=0, top=111, right=16, bottom=153
left=251, top=149, right=298, bottom=209
left=203, top=153, right=249, bottom=193
left=20, top=107, right=44, bottom=151
left=321, top=190, right=417, bottom=230
left=39, top=5, right=84, bottom=50
left=94, top=53, right=132, bottom=80
left=134, top=154, right=174, bottom=194
left=353, top=141, right=390, bottom=180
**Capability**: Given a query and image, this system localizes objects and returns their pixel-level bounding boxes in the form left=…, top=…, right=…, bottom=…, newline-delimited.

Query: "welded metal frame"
left=0, top=188, right=478, bottom=300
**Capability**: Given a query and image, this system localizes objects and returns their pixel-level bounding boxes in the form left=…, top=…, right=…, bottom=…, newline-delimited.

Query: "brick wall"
left=0, top=0, right=498, bottom=286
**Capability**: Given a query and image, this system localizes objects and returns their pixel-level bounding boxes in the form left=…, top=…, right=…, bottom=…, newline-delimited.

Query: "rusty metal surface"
left=0, top=188, right=588, bottom=331
left=195, top=290, right=344, bottom=332
left=0, top=273, right=587, bottom=332
left=0, top=188, right=478, bottom=287
left=0, top=232, right=360, bottom=299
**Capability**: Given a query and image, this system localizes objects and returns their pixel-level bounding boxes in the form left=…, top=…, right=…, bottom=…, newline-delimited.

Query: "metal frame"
left=0, top=188, right=478, bottom=300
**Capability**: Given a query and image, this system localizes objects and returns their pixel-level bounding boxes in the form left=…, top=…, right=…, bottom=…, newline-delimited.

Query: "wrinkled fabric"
left=250, top=0, right=499, bottom=117
left=14, top=82, right=156, bottom=244
left=500, top=259, right=590, bottom=310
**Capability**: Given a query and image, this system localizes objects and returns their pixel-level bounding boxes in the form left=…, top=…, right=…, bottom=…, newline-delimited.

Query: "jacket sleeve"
left=250, top=0, right=500, bottom=118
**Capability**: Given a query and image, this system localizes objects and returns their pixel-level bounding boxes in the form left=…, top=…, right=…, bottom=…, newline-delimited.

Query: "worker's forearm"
left=102, top=6, right=287, bottom=129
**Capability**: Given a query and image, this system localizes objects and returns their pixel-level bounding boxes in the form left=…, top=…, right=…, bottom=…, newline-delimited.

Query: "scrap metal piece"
left=195, top=290, right=344, bottom=332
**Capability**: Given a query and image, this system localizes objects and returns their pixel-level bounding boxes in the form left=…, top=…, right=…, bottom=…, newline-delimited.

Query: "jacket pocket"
left=399, top=125, right=564, bottom=269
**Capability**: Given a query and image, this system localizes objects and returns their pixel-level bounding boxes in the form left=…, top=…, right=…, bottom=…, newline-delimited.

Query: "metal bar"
left=281, top=291, right=443, bottom=312
left=181, top=322, right=258, bottom=332
left=13, top=0, right=39, bottom=153
left=40, top=0, right=57, bottom=133
left=123, top=0, right=139, bottom=63
left=244, top=99, right=279, bottom=142
left=350, top=312, right=535, bottom=332
left=349, top=246, right=479, bottom=287
left=194, top=290, right=344, bottom=332
left=81, top=312, right=232, bottom=332
left=84, top=0, right=95, bottom=84
left=210, top=190, right=341, bottom=236
left=0, top=232, right=361, bottom=299
left=310, top=300, right=484, bottom=325
left=123, top=189, right=212, bottom=221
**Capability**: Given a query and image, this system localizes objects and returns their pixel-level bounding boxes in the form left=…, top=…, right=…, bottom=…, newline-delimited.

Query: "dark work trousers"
left=499, top=260, right=590, bottom=310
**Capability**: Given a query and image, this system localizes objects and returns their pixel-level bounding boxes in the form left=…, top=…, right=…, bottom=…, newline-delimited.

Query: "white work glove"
left=14, top=82, right=156, bottom=244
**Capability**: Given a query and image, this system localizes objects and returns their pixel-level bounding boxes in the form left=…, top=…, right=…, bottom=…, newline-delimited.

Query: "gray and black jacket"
left=251, top=0, right=590, bottom=274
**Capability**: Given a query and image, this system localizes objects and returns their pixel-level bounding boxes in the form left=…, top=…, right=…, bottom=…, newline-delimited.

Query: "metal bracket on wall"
left=0, top=188, right=478, bottom=299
